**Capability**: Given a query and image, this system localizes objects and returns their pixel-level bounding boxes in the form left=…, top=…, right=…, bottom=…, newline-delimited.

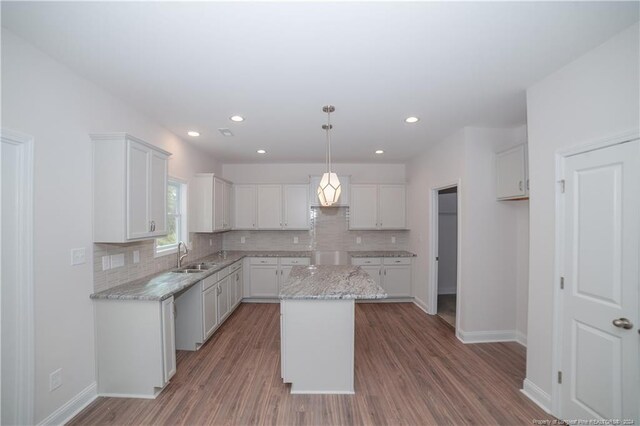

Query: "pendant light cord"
left=327, top=108, right=332, bottom=173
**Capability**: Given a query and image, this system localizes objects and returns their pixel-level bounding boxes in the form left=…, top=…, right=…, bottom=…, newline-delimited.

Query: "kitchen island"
left=279, top=265, right=386, bottom=394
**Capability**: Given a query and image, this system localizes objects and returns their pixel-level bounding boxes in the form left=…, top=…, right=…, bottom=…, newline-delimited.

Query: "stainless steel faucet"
left=177, top=241, right=188, bottom=268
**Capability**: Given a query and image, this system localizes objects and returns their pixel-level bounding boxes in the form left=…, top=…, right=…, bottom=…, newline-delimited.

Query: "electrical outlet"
left=293, top=236, right=299, bottom=244
left=391, top=236, right=396, bottom=244
left=356, top=236, right=362, bottom=244
left=70, top=248, right=86, bottom=265
left=49, top=368, right=62, bottom=391
left=240, top=236, right=246, bottom=244
left=133, top=250, right=140, bottom=264
left=110, top=253, right=125, bottom=268
left=102, top=256, right=110, bottom=271
left=209, top=239, right=213, bottom=246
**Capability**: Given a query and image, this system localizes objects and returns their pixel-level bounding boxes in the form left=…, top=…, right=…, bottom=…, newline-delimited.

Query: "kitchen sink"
left=172, top=262, right=214, bottom=274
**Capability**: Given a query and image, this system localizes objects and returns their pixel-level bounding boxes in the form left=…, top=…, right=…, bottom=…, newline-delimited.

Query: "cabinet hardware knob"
left=519, top=181, right=523, bottom=191
left=612, top=318, right=633, bottom=329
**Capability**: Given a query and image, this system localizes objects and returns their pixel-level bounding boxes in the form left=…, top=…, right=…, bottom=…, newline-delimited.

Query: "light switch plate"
left=391, top=236, right=396, bottom=244
left=240, top=236, right=246, bottom=244
left=209, top=239, right=213, bottom=246
left=133, top=250, right=140, bottom=264
left=110, top=253, right=125, bottom=268
left=356, top=236, right=362, bottom=244
left=102, top=256, right=110, bottom=271
left=70, top=248, right=86, bottom=265
left=293, top=236, right=299, bottom=244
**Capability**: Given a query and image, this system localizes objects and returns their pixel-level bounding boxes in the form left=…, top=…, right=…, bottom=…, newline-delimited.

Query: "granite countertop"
left=279, top=265, right=387, bottom=300
left=91, top=250, right=412, bottom=302
left=348, top=250, right=416, bottom=258
left=90, top=250, right=312, bottom=301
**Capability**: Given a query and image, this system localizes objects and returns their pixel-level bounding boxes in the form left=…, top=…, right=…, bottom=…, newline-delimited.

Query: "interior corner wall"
left=1, top=28, right=220, bottom=423
left=525, top=22, right=639, bottom=402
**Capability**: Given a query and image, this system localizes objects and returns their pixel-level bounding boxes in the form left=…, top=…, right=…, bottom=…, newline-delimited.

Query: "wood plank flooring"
left=69, top=303, right=550, bottom=425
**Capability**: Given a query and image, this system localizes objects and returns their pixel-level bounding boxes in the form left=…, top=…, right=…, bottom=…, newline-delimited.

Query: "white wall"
left=407, top=125, right=529, bottom=340
left=1, top=29, right=220, bottom=423
left=437, top=192, right=458, bottom=295
left=222, top=163, right=405, bottom=184
left=525, top=22, right=639, bottom=403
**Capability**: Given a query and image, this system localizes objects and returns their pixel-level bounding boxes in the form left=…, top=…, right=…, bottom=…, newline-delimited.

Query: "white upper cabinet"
left=350, top=184, right=407, bottom=230
left=92, top=133, right=171, bottom=243
left=235, top=184, right=310, bottom=230
left=189, top=174, right=232, bottom=233
left=309, top=175, right=351, bottom=207
left=496, top=144, right=529, bottom=200
left=283, top=184, right=309, bottom=230
left=257, top=185, right=283, bottom=229
left=378, top=184, right=406, bottom=229
left=233, top=185, right=257, bottom=230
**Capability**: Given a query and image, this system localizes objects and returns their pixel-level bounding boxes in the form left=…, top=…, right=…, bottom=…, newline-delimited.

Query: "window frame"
left=155, top=177, right=189, bottom=257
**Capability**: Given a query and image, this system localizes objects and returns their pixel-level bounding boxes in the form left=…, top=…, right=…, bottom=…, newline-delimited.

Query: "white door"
left=149, top=151, right=168, bottom=236
left=350, top=184, right=378, bottom=229
left=250, top=265, right=279, bottom=297
left=378, top=185, right=406, bottom=229
left=234, top=185, right=257, bottom=229
left=161, top=297, right=176, bottom=383
left=217, top=277, right=230, bottom=321
left=560, top=140, right=639, bottom=421
left=213, top=178, right=225, bottom=231
left=496, top=144, right=527, bottom=199
left=360, top=265, right=382, bottom=288
left=223, top=181, right=232, bottom=230
left=283, top=184, right=309, bottom=229
left=383, top=266, right=412, bottom=297
left=202, top=285, right=219, bottom=339
left=257, top=185, right=282, bottom=229
left=127, top=140, right=151, bottom=239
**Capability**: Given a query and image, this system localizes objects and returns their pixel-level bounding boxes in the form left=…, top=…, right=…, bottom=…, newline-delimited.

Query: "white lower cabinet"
left=94, top=297, right=176, bottom=397
left=247, top=257, right=310, bottom=298
left=202, top=284, right=219, bottom=340
left=175, top=261, right=243, bottom=351
left=351, top=257, right=412, bottom=297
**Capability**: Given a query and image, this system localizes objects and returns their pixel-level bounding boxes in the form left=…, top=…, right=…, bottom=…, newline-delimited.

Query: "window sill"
left=155, top=241, right=191, bottom=259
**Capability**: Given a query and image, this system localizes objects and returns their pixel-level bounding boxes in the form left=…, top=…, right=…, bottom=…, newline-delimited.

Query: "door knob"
left=612, top=318, right=633, bottom=329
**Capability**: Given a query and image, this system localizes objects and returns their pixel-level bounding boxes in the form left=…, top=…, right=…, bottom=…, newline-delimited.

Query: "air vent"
left=218, top=128, right=234, bottom=137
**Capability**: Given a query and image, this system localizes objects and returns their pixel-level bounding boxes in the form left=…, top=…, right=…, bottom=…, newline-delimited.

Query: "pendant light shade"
left=317, top=172, right=342, bottom=207
left=317, top=105, right=341, bottom=206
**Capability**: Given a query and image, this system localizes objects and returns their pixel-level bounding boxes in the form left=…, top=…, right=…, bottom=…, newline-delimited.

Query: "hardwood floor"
left=70, top=303, right=549, bottom=425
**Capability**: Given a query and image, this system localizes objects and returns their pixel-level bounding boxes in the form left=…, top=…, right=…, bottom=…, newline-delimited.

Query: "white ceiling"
left=2, top=2, right=638, bottom=163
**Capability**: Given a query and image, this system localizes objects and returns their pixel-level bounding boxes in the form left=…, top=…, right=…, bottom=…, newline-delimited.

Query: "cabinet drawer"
left=280, top=257, right=310, bottom=266
left=202, top=274, right=218, bottom=291
left=217, top=266, right=230, bottom=278
left=229, top=261, right=242, bottom=273
left=250, top=257, right=278, bottom=265
left=383, top=257, right=411, bottom=265
left=351, top=257, right=382, bottom=266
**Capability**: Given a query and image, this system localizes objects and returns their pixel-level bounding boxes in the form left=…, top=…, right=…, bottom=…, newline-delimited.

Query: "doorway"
left=553, top=137, right=639, bottom=420
left=435, top=187, right=458, bottom=327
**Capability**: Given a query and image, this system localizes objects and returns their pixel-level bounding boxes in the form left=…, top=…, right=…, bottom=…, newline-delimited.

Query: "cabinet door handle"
left=526, top=179, right=529, bottom=190
left=384, top=269, right=387, bottom=276
left=519, top=181, right=523, bottom=191
left=378, top=269, right=381, bottom=275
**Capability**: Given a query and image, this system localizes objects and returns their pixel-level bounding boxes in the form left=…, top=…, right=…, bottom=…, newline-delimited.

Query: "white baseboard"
left=515, top=330, right=527, bottom=347
left=38, top=382, right=97, bottom=426
left=357, top=297, right=413, bottom=304
left=457, top=329, right=521, bottom=344
left=521, top=378, right=552, bottom=414
left=413, top=298, right=430, bottom=315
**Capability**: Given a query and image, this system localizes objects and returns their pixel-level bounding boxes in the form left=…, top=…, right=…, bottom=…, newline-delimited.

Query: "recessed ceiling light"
left=187, top=131, right=200, bottom=137
left=405, top=116, right=420, bottom=123
left=375, top=150, right=384, bottom=154
left=230, top=115, right=245, bottom=122
left=257, top=149, right=266, bottom=154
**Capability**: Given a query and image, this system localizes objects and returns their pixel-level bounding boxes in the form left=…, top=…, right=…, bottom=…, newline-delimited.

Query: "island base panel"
left=280, top=299, right=355, bottom=394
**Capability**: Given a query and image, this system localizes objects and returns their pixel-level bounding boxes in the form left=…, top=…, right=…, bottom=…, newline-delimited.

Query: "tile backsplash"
left=223, top=207, right=409, bottom=252
left=93, top=233, right=223, bottom=293
left=93, top=207, right=409, bottom=292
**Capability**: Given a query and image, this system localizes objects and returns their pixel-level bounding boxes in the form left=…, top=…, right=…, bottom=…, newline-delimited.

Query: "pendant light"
left=317, top=105, right=342, bottom=206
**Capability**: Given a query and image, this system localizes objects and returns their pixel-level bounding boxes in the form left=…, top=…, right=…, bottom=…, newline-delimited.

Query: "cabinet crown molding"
left=90, top=132, right=172, bottom=157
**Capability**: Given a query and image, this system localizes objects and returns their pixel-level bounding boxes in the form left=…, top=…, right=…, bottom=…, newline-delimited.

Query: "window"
left=156, top=178, right=187, bottom=256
